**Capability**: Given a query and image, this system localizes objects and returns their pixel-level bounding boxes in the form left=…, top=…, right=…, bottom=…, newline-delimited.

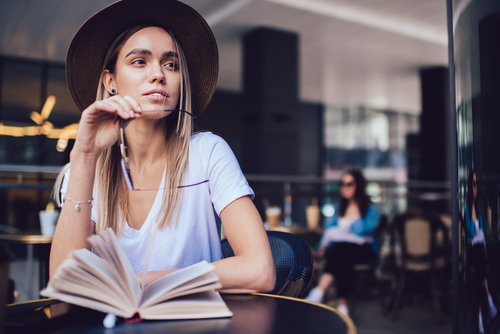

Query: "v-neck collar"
left=123, top=167, right=166, bottom=239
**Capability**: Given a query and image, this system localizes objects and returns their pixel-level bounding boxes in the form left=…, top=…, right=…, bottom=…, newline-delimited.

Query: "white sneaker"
left=337, top=304, right=349, bottom=317
left=305, top=287, right=324, bottom=303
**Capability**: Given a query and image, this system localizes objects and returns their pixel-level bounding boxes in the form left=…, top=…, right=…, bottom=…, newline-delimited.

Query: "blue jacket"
left=464, top=205, right=484, bottom=245
left=324, top=203, right=380, bottom=251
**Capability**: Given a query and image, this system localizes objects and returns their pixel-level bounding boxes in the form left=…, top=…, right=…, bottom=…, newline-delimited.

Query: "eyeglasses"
left=340, top=182, right=355, bottom=188
left=140, top=109, right=197, bottom=120
left=118, top=109, right=205, bottom=191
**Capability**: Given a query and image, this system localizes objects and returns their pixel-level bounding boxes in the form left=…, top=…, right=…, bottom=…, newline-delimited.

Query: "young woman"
left=305, top=168, right=380, bottom=316
left=50, top=0, right=275, bottom=294
left=464, top=169, right=497, bottom=332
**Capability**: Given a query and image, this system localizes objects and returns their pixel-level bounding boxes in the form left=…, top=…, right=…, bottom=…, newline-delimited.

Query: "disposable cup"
left=39, top=210, right=59, bottom=236
left=266, top=207, right=281, bottom=227
left=306, top=205, right=320, bottom=229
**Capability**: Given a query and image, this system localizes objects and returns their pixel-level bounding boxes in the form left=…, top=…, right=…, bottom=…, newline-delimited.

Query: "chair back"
left=373, top=214, right=388, bottom=254
left=221, top=231, right=313, bottom=297
left=392, top=211, right=450, bottom=271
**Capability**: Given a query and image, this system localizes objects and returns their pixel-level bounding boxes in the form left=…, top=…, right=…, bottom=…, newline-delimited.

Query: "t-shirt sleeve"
left=205, top=135, right=254, bottom=215
left=60, top=167, right=97, bottom=223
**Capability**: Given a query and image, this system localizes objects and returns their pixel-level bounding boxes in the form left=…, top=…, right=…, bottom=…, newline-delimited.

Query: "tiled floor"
left=352, top=297, right=452, bottom=334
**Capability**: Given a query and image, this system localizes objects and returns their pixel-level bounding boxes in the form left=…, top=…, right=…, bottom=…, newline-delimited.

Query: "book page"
left=140, top=290, right=233, bottom=320
left=70, top=249, right=131, bottom=305
left=40, top=257, right=134, bottom=316
left=140, top=261, right=215, bottom=308
left=89, top=228, right=142, bottom=307
left=41, top=285, right=132, bottom=318
left=140, top=271, right=221, bottom=309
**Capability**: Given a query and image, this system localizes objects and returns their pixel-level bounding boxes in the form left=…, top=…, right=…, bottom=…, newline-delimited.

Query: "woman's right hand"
left=72, top=95, right=142, bottom=157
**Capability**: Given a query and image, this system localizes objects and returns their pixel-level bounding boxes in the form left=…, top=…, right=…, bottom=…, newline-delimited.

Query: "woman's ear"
left=102, top=70, right=116, bottom=95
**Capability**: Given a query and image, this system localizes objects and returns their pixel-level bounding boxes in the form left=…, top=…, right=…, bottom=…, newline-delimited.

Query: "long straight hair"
left=337, top=168, right=370, bottom=218
left=54, top=26, right=193, bottom=234
left=466, top=168, right=479, bottom=219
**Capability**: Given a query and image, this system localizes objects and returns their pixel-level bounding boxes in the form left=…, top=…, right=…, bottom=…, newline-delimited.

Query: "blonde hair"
left=54, top=26, right=193, bottom=234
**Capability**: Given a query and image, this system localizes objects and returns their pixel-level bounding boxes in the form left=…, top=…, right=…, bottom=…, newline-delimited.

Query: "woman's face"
left=104, top=27, right=181, bottom=112
left=340, top=173, right=356, bottom=200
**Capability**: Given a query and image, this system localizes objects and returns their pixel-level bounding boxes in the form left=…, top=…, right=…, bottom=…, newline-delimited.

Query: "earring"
left=111, top=88, right=116, bottom=95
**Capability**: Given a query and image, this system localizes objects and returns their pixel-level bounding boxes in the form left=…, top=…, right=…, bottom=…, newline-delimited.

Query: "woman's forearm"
left=49, top=151, right=98, bottom=277
left=211, top=254, right=275, bottom=294
left=136, top=254, right=275, bottom=293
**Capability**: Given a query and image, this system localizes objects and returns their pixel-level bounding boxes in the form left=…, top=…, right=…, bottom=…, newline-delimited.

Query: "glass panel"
left=0, top=59, right=42, bottom=165
left=45, top=65, right=80, bottom=164
left=1, top=59, right=42, bottom=123
left=452, top=1, right=500, bottom=333
left=46, top=65, right=80, bottom=128
left=323, top=105, right=419, bottom=216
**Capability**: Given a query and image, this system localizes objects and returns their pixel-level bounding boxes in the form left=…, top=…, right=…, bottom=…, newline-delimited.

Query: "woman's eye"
left=132, top=59, right=146, bottom=65
left=164, top=62, right=178, bottom=70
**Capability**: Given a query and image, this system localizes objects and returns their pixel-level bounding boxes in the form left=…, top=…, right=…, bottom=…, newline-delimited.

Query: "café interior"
left=1, top=0, right=499, bottom=333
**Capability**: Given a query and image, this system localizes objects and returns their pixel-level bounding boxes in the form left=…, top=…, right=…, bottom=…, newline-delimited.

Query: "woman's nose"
left=149, top=63, right=165, bottom=84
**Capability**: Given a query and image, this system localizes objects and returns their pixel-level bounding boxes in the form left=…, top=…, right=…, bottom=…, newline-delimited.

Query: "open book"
left=41, top=228, right=232, bottom=320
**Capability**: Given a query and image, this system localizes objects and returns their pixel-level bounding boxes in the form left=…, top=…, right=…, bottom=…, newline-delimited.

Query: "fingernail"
left=109, top=104, right=116, bottom=110
left=129, top=110, right=135, bottom=117
left=136, top=105, right=142, bottom=111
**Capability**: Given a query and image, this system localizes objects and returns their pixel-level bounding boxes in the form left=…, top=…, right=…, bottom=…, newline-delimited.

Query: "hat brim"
left=66, top=0, right=218, bottom=116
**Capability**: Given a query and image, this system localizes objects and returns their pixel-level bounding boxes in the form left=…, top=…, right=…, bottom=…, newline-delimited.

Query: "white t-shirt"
left=471, top=217, right=486, bottom=247
left=61, top=132, right=254, bottom=273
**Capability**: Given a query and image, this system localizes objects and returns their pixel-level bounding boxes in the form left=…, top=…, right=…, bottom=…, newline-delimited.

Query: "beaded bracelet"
left=65, top=196, right=93, bottom=211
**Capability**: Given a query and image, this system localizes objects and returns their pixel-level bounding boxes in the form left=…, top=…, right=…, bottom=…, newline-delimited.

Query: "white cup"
left=39, top=210, right=59, bottom=236
left=306, top=205, right=320, bottom=229
left=266, top=207, right=281, bottom=227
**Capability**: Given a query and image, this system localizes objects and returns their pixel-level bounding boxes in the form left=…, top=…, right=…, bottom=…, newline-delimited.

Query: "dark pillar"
left=241, top=28, right=300, bottom=175
left=476, top=14, right=500, bottom=177
left=419, top=67, right=450, bottom=182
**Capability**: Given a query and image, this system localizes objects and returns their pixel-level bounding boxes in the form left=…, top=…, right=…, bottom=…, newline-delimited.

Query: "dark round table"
left=6, top=293, right=356, bottom=334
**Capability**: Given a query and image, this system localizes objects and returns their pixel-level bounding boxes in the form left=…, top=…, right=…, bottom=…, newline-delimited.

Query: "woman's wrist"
left=70, top=148, right=100, bottom=165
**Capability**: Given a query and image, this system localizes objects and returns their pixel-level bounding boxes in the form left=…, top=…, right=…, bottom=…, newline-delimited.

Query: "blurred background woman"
left=305, top=168, right=380, bottom=317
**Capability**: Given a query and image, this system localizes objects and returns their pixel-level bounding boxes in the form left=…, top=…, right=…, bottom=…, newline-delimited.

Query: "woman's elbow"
left=253, top=260, right=276, bottom=292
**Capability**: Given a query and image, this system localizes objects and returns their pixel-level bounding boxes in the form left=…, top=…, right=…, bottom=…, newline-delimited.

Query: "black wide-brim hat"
left=66, top=0, right=218, bottom=116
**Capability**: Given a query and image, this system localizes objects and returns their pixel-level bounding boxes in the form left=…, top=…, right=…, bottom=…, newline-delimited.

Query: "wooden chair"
left=390, top=211, right=451, bottom=321
left=221, top=231, right=314, bottom=297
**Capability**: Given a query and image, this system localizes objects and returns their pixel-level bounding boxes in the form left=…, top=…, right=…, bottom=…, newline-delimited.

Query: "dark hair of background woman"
left=337, top=168, right=370, bottom=217
left=466, top=168, right=479, bottom=217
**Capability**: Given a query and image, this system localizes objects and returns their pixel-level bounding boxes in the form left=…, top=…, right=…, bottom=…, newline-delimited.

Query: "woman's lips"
left=144, top=92, right=168, bottom=101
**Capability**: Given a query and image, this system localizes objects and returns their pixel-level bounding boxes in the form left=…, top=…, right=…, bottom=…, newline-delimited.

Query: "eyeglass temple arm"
left=164, top=109, right=197, bottom=119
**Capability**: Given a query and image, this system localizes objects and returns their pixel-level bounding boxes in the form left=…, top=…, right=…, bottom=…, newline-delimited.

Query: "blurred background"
left=1, top=1, right=499, bottom=333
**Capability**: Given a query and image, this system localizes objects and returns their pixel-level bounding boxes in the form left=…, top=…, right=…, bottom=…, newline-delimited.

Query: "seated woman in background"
left=305, top=168, right=380, bottom=316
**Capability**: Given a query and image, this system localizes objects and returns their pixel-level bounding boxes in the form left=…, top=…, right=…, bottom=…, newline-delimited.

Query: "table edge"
left=251, top=293, right=357, bottom=334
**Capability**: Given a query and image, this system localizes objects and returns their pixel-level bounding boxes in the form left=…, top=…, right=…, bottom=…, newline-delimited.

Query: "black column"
left=476, top=14, right=500, bottom=177
left=241, top=28, right=300, bottom=175
left=419, top=66, right=450, bottom=183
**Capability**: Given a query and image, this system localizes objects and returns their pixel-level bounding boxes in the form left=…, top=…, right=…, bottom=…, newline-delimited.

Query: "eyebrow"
left=163, top=51, right=178, bottom=58
left=125, top=48, right=151, bottom=58
left=125, top=49, right=178, bottom=59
